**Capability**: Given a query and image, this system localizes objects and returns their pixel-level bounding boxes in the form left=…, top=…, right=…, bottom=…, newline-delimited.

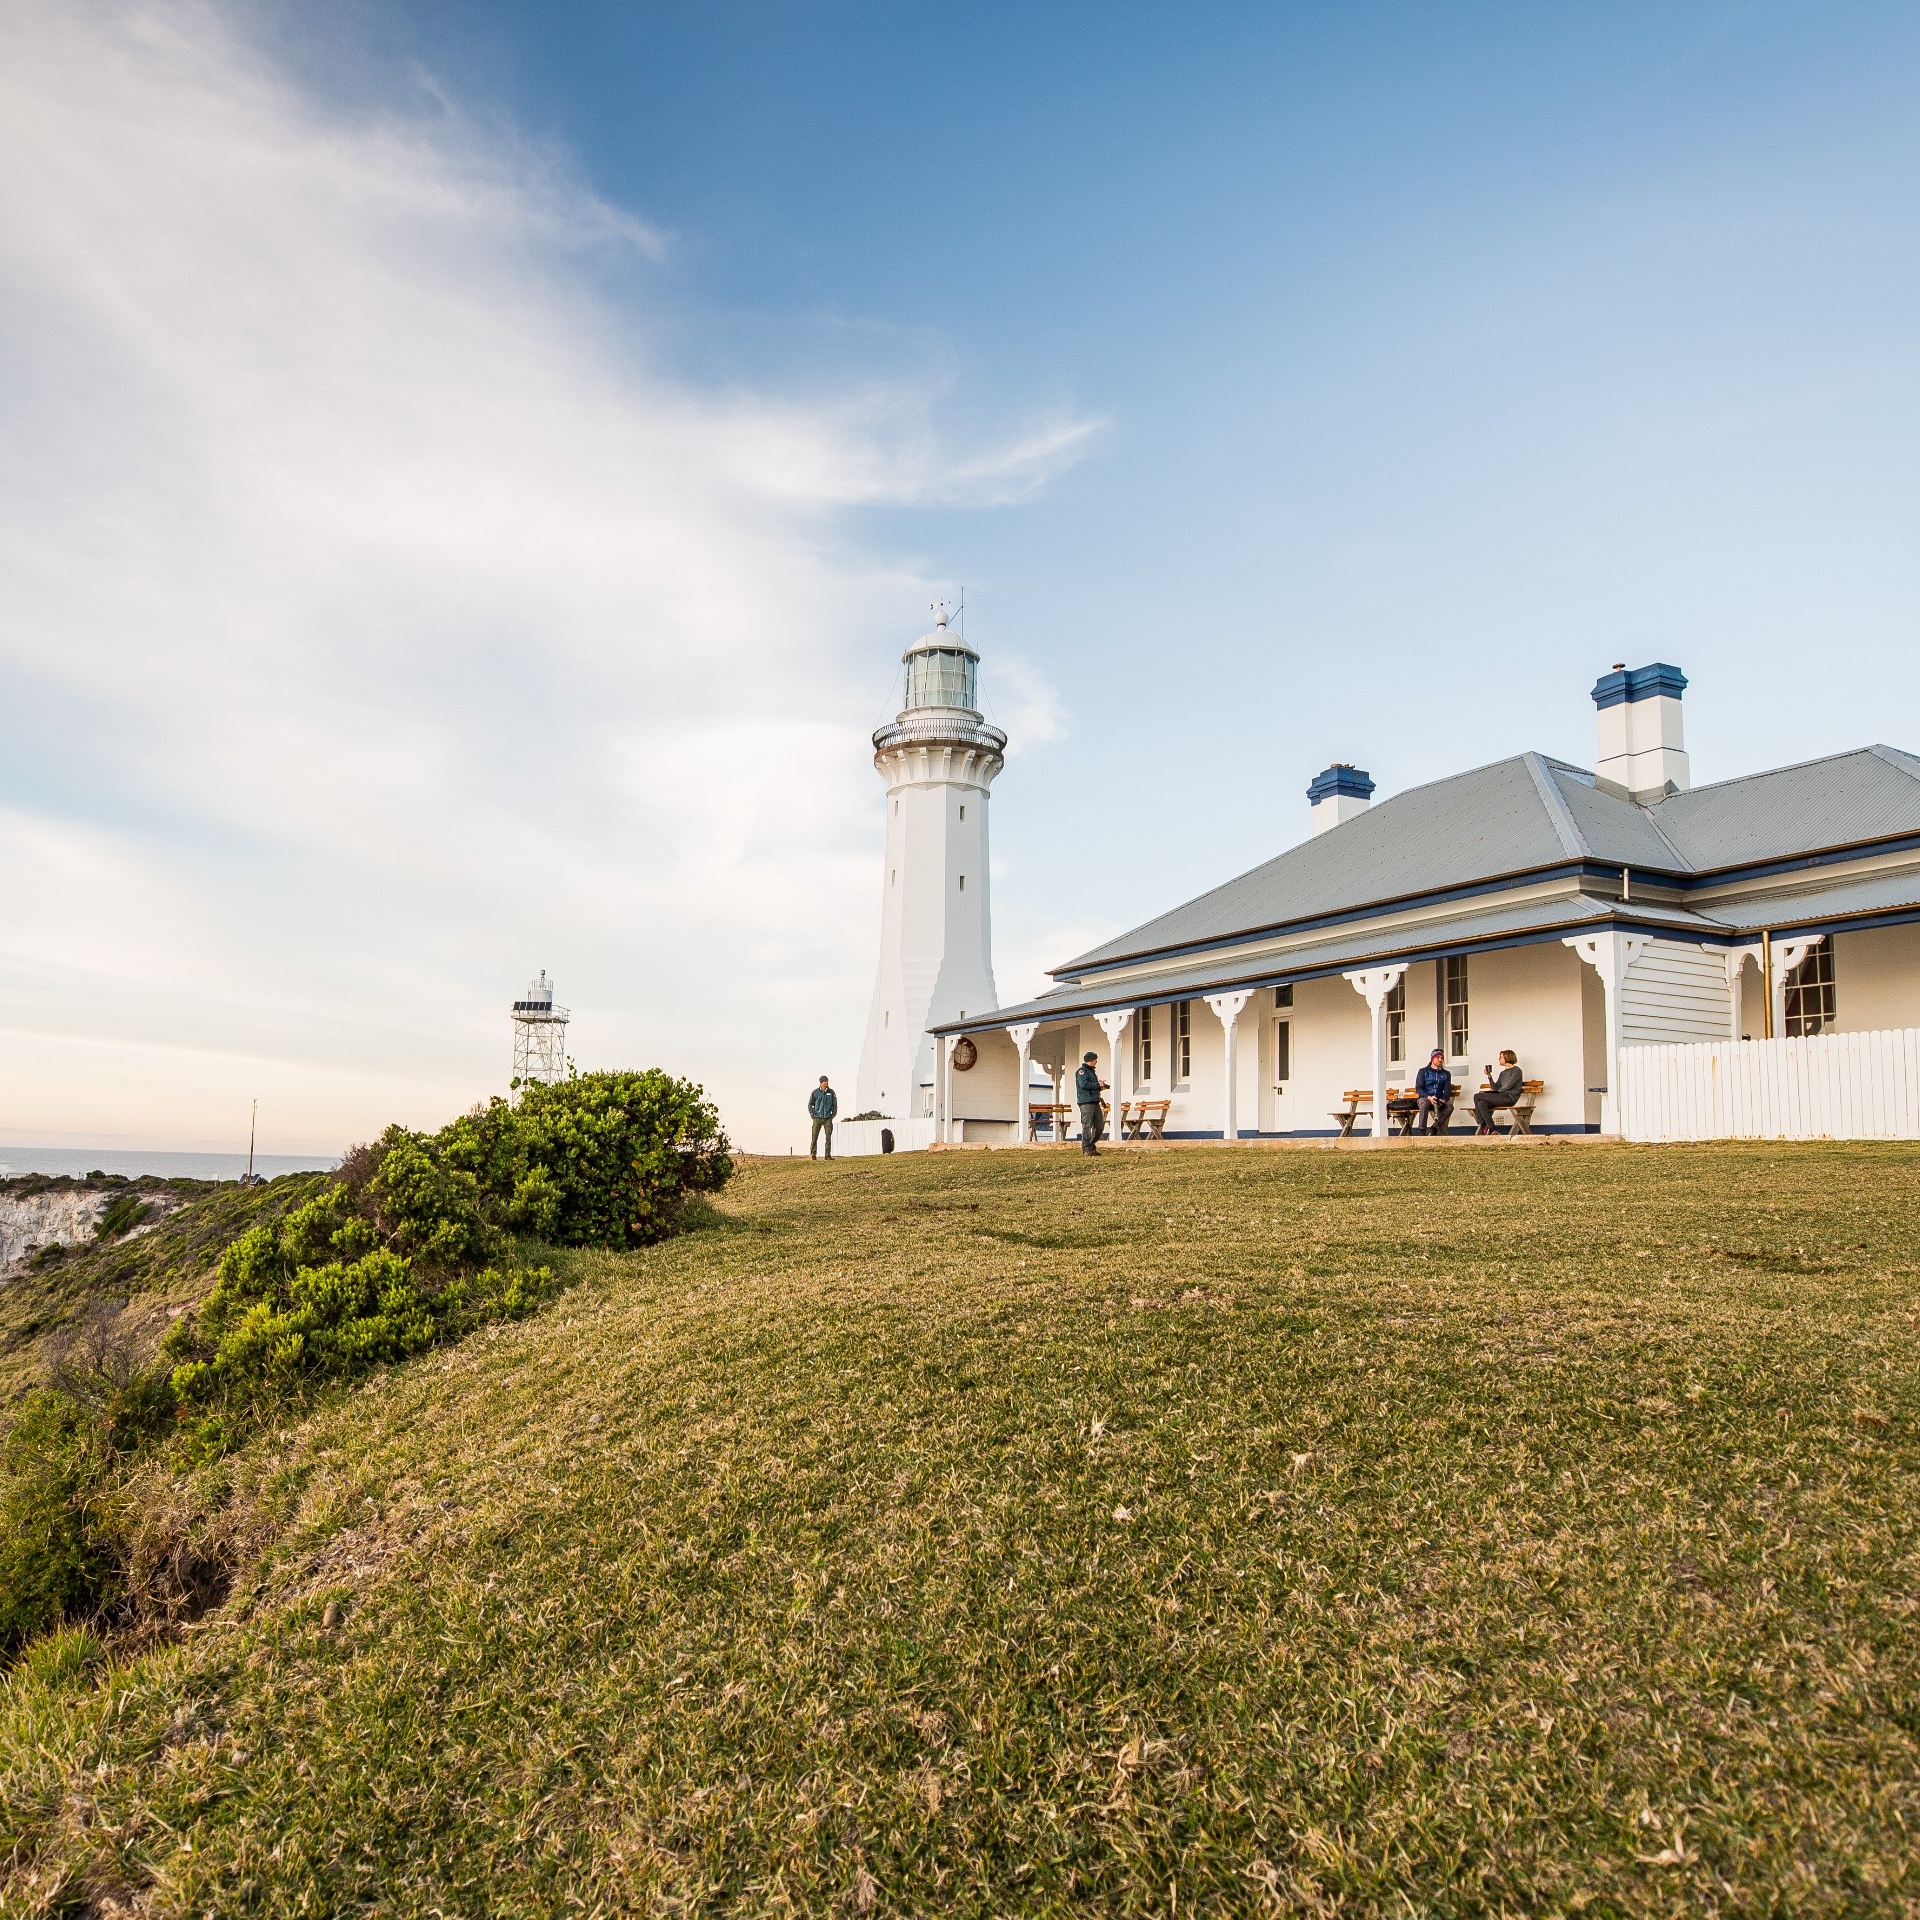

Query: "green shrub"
left=0, top=1394, right=116, bottom=1654
left=163, top=1206, right=551, bottom=1417
left=94, top=1193, right=151, bottom=1242
left=439, top=1070, right=732, bottom=1249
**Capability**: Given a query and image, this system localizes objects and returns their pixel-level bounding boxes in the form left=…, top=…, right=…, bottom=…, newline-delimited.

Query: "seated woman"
left=1473, top=1051, right=1524, bottom=1134
left=1413, top=1050, right=1454, bottom=1134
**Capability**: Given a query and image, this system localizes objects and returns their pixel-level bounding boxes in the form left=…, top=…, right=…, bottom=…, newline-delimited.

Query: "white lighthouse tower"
left=856, top=607, right=1006, bottom=1129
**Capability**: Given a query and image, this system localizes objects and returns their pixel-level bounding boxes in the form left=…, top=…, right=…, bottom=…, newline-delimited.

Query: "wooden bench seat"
left=1478, top=1079, right=1546, bottom=1135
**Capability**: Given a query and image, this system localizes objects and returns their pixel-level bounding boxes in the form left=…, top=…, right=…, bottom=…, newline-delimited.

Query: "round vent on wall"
left=952, top=1037, right=978, bottom=1071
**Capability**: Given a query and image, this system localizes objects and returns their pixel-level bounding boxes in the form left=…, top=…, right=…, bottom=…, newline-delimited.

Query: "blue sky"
left=359, top=1, right=1920, bottom=898
left=2, top=3, right=1918, bottom=1152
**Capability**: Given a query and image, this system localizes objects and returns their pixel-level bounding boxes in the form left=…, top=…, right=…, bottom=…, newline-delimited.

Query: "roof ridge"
left=1865, top=743, right=1920, bottom=782
left=1635, top=802, right=1690, bottom=867
left=1661, top=743, right=1897, bottom=801
left=1521, top=753, right=1589, bottom=860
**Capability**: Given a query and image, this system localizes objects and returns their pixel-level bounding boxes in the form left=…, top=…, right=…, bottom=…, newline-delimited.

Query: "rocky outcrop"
left=0, top=1186, right=181, bottom=1280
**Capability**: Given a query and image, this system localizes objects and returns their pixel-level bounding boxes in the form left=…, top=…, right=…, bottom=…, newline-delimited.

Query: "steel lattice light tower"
left=511, top=970, right=570, bottom=1090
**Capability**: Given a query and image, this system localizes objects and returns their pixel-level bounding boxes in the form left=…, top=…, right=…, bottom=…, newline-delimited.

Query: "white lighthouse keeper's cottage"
left=918, top=660, right=1920, bottom=1144
left=848, top=607, right=1008, bottom=1148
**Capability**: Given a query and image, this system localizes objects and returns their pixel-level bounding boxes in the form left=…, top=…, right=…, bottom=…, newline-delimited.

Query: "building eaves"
left=1696, top=866, right=1920, bottom=933
left=943, top=893, right=1718, bottom=1036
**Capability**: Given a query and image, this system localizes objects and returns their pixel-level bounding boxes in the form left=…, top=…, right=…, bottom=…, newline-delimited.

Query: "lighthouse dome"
left=900, top=605, right=981, bottom=714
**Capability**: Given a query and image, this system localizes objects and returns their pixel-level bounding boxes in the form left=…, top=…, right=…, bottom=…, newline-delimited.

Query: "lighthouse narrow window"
left=959, top=805, right=966, bottom=820
left=959, top=875, right=965, bottom=890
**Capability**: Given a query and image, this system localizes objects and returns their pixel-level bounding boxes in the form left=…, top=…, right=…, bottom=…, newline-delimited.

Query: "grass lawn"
left=4, top=1140, right=1919, bottom=1916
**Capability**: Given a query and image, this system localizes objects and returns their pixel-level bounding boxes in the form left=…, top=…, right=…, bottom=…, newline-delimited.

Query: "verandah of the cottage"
left=931, top=928, right=1830, bottom=1144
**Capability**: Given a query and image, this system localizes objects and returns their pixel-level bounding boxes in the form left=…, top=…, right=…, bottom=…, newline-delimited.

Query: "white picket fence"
left=1617, top=1027, right=1920, bottom=1141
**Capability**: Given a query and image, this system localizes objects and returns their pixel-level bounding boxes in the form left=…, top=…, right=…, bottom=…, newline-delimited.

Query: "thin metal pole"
left=1761, top=930, right=1774, bottom=1040
left=246, top=1099, right=257, bottom=1186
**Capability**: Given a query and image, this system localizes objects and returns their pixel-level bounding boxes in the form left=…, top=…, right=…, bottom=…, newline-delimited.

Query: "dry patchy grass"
left=4, top=1140, right=1919, bottom=1916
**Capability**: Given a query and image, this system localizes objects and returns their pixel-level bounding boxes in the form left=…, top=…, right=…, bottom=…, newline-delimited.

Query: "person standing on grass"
left=808, top=1076, right=838, bottom=1158
left=1473, top=1051, right=1524, bottom=1134
left=1413, top=1049, right=1455, bottom=1134
left=1075, top=1050, right=1108, bottom=1156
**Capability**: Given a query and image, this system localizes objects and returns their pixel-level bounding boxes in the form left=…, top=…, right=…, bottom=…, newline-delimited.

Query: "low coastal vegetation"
left=2, top=1137, right=1916, bottom=1915
left=0, top=1072, right=729, bottom=1661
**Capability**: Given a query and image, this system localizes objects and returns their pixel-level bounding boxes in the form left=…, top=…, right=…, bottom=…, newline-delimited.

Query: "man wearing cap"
left=1074, top=1050, right=1108, bottom=1156
left=1412, top=1050, right=1455, bottom=1135
left=808, top=1076, right=838, bottom=1159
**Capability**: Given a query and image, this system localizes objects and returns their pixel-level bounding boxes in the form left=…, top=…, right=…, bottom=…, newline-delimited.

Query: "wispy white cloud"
left=984, top=652, right=1068, bottom=756
left=0, top=0, right=1096, bottom=1152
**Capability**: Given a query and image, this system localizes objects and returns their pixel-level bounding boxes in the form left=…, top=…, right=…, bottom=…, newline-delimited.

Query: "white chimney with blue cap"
left=1593, top=663, right=1689, bottom=804
left=1307, top=763, right=1375, bottom=836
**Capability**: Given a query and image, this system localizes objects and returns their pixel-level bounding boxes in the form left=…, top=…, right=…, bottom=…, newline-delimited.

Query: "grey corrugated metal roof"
left=1646, top=746, right=1920, bottom=869
left=1548, top=766, right=1688, bottom=866
left=1056, top=743, right=1920, bottom=977
left=1702, top=866, right=1920, bottom=932
left=1059, top=755, right=1610, bottom=973
left=945, top=891, right=1718, bottom=1035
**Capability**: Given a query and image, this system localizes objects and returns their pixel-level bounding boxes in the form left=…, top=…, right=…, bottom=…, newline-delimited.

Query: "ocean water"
left=0, top=1146, right=339, bottom=1183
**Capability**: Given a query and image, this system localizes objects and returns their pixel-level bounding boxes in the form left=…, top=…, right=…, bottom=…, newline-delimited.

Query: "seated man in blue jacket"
left=1413, top=1050, right=1454, bottom=1134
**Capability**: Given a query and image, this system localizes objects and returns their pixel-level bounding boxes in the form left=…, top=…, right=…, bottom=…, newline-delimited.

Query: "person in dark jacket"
left=1473, top=1052, right=1524, bottom=1133
left=1413, top=1050, right=1454, bottom=1134
left=1074, top=1050, right=1108, bottom=1156
left=808, top=1076, right=838, bottom=1158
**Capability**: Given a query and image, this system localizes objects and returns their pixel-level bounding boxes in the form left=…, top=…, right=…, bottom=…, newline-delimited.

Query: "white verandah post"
left=1768, top=936, right=1825, bottom=1040
left=939, top=1034, right=958, bottom=1145
left=1094, top=1010, right=1130, bottom=1143
left=1006, top=1022, right=1039, bottom=1141
left=1203, top=992, right=1254, bottom=1140
left=1714, top=944, right=1761, bottom=1039
left=1343, top=966, right=1408, bottom=1139
left=1563, top=932, right=1648, bottom=1135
